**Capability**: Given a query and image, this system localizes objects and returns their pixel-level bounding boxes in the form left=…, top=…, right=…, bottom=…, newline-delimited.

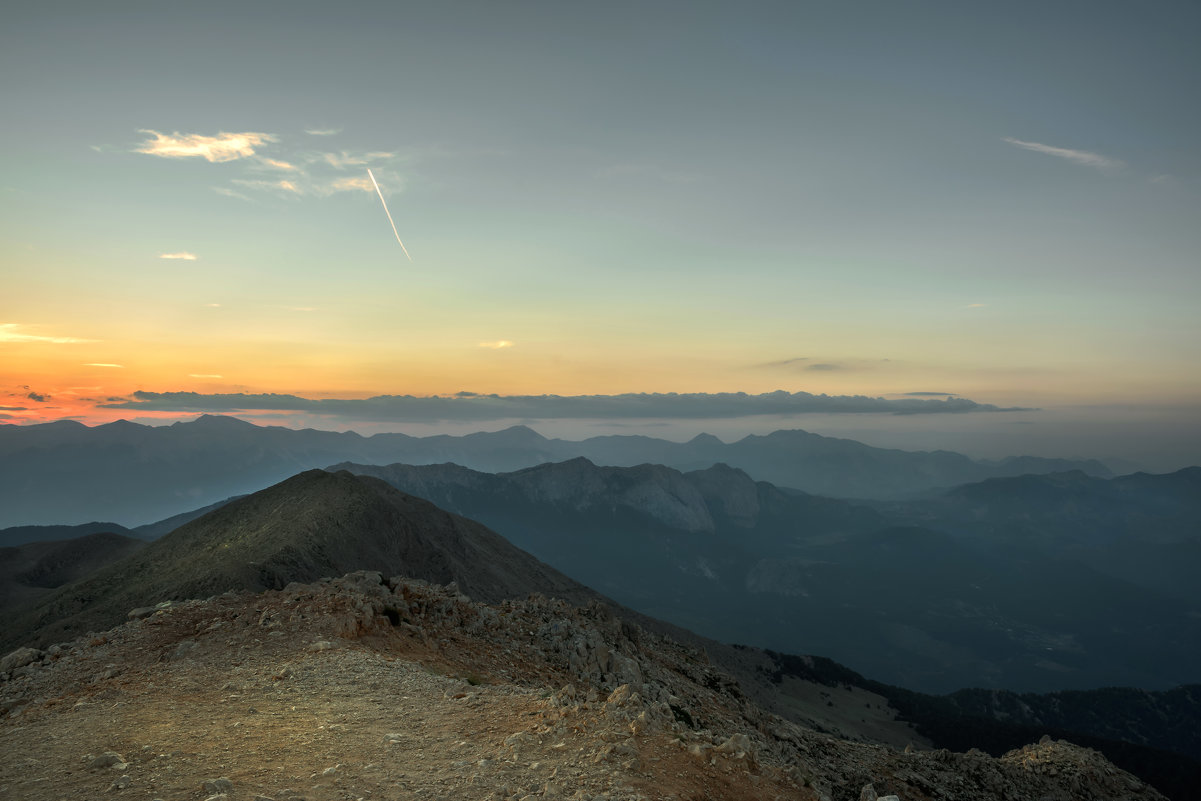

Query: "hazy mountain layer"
left=871, top=467, right=1201, bottom=601
left=334, top=458, right=1201, bottom=695
left=0, top=415, right=1115, bottom=528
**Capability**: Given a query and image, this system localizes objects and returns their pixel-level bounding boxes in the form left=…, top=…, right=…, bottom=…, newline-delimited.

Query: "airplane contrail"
left=366, top=168, right=412, bottom=261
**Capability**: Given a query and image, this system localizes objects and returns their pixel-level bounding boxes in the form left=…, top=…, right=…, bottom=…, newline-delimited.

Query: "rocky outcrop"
left=0, top=571, right=1167, bottom=801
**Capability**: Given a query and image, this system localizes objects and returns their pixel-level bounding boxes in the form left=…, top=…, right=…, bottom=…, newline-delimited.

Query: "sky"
left=2, top=1, right=1199, bottom=471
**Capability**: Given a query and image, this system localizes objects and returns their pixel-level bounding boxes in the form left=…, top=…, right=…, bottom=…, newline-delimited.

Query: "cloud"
left=84, top=363, right=124, bottom=368
left=479, top=340, right=514, bottom=349
left=758, top=357, right=888, bottom=372
left=1002, top=137, right=1124, bottom=171
left=0, top=323, right=94, bottom=344
left=322, top=151, right=368, bottom=168
left=232, top=178, right=303, bottom=194
left=101, top=390, right=1036, bottom=421
left=27, top=392, right=49, bottom=402
left=212, top=186, right=253, bottom=201
left=305, top=128, right=341, bottom=136
left=757, top=357, right=810, bottom=368
left=900, top=392, right=955, bottom=397
left=260, top=158, right=298, bottom=171
left=159, top=252, right=198, bottom=261
left=0, top=406, right=28, bottom=411
left=189, top=374, right=224, bottom=379
left=326, top=176, right=373, bottom=193
left=965, top=303, right=986, bottom=308
left=136, top=130, right=277, bottom=162
left=131, top=131, right=413, bottom=202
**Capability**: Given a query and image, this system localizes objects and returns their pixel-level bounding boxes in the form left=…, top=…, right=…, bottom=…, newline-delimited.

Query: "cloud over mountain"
left=101, top=389, right=1034, bottom=422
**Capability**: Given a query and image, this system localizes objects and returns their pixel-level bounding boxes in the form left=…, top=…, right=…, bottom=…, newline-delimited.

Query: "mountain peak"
left=96, top=419, right=146, bottom=431
left=177, top=414, right=258, bottom=429
left=685, top=432, right=724, bottom=447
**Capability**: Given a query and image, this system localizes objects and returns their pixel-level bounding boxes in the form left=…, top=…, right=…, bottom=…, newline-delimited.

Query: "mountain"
left=0, top=571, right=1171, bottom=801
left=872, top=467, right=1201, bottom=601
left=0, top=532, right=146, bottom=612
left=0, top=415, right=1117, bottom=528
left=333, top=458, right=1201, bottom=695
left=762, top=650, right=1201, bottom=800
left=0, top=522, right=134, bottom=549
left=0, top=469, right=598, bottom=652
left=2, top=468, right=1194, bottom=799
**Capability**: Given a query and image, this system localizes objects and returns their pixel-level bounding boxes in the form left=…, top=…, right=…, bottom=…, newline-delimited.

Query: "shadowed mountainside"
left=331, top=458, right=1201, bottom=695
left=0, top=532, right=146, bottom=612
left=1, top=470, right=599, bottom=652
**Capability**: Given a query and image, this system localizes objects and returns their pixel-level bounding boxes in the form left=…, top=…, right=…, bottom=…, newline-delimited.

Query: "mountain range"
left=0, top=415, right=1114, bottom=528
left=2, top=467, right=1197, bottom=799
left=328, top=458, right=1201, bottom=695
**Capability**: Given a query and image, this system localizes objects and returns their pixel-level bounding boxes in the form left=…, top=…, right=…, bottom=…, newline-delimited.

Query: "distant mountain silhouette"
left=0, top=415, right=1117, bottom=528
left=0, top=522, right=134, bottom=548
left=333, top=458, right=1201, bottom=695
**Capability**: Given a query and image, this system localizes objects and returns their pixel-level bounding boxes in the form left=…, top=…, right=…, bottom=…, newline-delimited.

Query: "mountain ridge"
left=0, top=415, right=1124, bottom=528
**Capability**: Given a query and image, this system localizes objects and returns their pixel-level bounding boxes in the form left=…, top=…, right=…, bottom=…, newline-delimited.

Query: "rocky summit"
left=0, top=571, right=1165, bottom=801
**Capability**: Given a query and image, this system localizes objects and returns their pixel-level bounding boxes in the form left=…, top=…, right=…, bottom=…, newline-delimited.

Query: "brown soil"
left=0, top=572, right=1167, bottom=801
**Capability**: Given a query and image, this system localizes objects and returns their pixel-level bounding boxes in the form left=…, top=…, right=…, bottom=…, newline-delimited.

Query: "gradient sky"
left=2, top=1, right=1199, bottom=469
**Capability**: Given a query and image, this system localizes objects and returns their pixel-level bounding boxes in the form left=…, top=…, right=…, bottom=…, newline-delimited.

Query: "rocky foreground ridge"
left=0, top=571, right=1165, bottom=801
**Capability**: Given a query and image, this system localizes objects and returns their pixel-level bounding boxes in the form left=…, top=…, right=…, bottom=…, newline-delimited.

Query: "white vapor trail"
left=367, top=168, right=412, bottom=261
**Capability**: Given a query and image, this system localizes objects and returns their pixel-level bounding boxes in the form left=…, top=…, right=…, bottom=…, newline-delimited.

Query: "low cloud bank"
left=101, top=390, right=1035, bottom=422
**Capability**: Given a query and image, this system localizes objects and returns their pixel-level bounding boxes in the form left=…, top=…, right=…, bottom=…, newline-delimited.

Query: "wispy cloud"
left=133, top=129, right=411, bottom=204
left=84, top=363, right=124, bottom=368
left=322, top=151, right=368, bottom=168
left=757, top=356, right=887, bottom=373
left=136, top=130, right=276, bottom=162
left=478, top=340, right=515, bottom=349
left=212, top=186, right=253, bottom=202
left=159, top=251, right=198, bottom=261
left=0, top=323, right=94, bottom=344
left=102, top=390, right=1036, bottom=421
left=1002, top=137, right=1124, bottom=171
left=758, top=357, right=811, bottom=368
left=232, top=178, right=303, bottom=194
left=260, top=158, right=298, bottom=171
left=965, top=302, right=986, bottom=308
left=189, top=373, right=224, bottom=379
left=27, top=392, right=49, bottom=402
left=305, top=128, right=341, bottom=136
left=326, top=176, right=373, bottom=193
